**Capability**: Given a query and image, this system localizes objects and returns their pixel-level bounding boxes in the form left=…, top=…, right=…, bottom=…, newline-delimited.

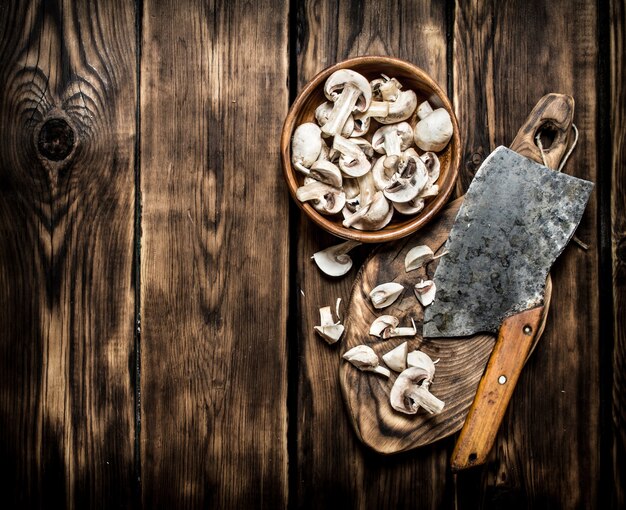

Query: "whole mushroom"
left=291, top=122, right=323, bottom=174
left=413, top=101, right=453, bottom=152
left=296, top=181, right=346, bottom=215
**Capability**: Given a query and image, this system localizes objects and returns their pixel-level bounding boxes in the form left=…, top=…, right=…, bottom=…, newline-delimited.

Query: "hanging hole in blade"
left=468, top=453, right=477, bottom=462
left=534, top=122, right=558, bottom=150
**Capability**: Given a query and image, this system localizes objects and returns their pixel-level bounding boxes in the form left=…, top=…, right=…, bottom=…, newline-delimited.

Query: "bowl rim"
left=280, top=55, right=460, bottom=243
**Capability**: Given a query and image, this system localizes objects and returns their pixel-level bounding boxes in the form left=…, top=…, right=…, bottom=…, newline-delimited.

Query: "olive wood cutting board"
left=339, top=93, right=572, bottom=454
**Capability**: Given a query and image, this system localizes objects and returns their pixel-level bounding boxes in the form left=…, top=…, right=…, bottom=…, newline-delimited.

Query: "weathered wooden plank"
left=139, top=0, right=289, bottom=507
left=295, top=2, right=453, bottom=508
left=610, top=0, right=625, bottom=507
left=453, top=1, right=600, bottom=507
left=0, top=0, right=136, bottom=507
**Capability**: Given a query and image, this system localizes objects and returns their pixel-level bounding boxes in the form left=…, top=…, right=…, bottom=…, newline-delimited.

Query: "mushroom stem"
left=294, top=162, right=311, bottom=175
left=407, top=386, right=445, bottom=415
left=319, top=306, right=335, bottom=327
left=322, top=85, right=362, bottom=137
left=383, top=131, right=402, bottom=157
left=296, top=181, right=337, bottom=202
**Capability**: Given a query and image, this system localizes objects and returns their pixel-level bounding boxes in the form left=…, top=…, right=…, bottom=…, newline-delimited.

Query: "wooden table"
left=0, top=1, right=623, bottom=508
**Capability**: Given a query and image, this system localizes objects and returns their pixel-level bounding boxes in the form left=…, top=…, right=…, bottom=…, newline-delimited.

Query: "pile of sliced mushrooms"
left=313, top=239, right=446, bottom=416
left=292, top=69, right=453, bottom=230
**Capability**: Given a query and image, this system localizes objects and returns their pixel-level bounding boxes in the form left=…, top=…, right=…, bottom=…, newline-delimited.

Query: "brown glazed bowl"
left=280, top=55, right=461, bottom=243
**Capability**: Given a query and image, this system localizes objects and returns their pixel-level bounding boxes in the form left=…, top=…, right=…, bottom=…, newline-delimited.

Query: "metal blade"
left=423, top=146, right=593, bottom=338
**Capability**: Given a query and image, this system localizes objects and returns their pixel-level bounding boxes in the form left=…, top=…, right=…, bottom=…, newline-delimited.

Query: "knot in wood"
left=37, top=118, right=75, bottom=161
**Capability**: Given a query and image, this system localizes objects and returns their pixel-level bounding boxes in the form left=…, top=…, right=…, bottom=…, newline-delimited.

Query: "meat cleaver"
left=423, top=122, right=593, bottom=470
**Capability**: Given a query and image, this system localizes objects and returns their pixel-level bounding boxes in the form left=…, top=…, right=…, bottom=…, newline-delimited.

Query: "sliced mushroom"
left=352, top=101, right=390, bottom=136
left=414, top=279, right=436, bottom=306
left=343, top=345, right=390, bottom=377
left=292, top=123, right=323, bottom=173
left=343, top=191, right=393, bottom=231
left=382, top=341, right=409, bottom=373
left=296, top=181, right=346, bottom=215
left=383, top=153, right=428, bottom=203
left=418, top=184, right=439, bottom=199
left=390, top=366, right=445, bottom=415
left=414, top=101, right=453, bottom=152
left=405, top=245, right=447, bottom=272
left=369, top=76, right=417, bottom=124
left=393, top=197, right=424, bottom=215
left=322, top=70, right=372, bottom=137
left=309, top=160, right=343, bottom=188
left=343, top=177, right=360, bottom=199
left=333, top=134, right=372, bottom=177
left=371, top=156, right=398, bottom=191
left=312, top=240, right=361, bottom=277
left=384, top=317, right=417, bottom=338
left=369, top=282, right=404, bottom=309
left=369, top=315, right=399, bottom=337
left=314, top=306, right=344, bottom=344
left=371, top=75, right=402, bottom=101
left=371, top=122, right=414, bottom=159
left=420, top=151, right=441, bottom=186
left=406, top=350, right=438, bottom=378
left=315, top=101, right=354, bottom=137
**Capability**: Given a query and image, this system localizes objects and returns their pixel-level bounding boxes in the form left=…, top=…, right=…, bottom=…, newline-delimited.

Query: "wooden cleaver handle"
left=450, top=306, right=544, bottom=471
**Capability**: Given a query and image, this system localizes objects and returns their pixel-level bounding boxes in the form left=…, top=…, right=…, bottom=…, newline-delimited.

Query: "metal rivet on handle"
left=498, top=375, right=507, bottom=384
left=523, top=325, right=532, bottom=335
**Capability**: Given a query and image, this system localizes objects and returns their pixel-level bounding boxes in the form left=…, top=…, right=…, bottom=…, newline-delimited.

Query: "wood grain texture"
left=139, top=0, right=289, bottom=507
left=453, top=1, right=600, bottom=507
left=0, top=0, right=136, bottom=507
left=340, top=198, right=495, bottom=454
left=610, top=0, right=626, bottom=507
left=295, top=1, right=453, bottom=508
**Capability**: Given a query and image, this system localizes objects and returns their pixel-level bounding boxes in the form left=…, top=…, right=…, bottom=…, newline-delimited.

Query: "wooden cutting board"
left=339, top=93, right=571, bottom=454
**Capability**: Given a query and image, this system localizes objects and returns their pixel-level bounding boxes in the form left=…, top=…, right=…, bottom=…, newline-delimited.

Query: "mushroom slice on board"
left=322, top=70, right=372, bottom=137
left=407, top=350, right=438, bottom=375
left=333, top=134, right=372, bottom=177
left=369, top=315, right=399, bottom=337
left=405, top=245, right=447, bottom=272
left=314, top=306, right=344, bottom=344
left=369, top=282, right=404, bottom=309
left=311, top=240, right=361, bottom=277
left=291, top=122, right=323, bottom=174
left=296, top=181, right=346, bottom=215
left=382, top=341, right=409, bottom=373
left=342, top=345, right=390, bottom=377
left=384, top=317, right=417, bottom=338
left=315, top=101, right=354, bottom=138
left=414, top=101, right=453, bottom=152
left=390, top=366, right=445, bottom=415
left=414, top=279, right=436, bottom=306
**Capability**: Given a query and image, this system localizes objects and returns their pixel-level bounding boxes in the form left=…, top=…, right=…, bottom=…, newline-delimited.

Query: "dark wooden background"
left=0, top=0, right=623, bottom=508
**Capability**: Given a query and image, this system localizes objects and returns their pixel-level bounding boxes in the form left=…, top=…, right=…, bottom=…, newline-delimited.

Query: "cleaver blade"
left=423, top=146, right=593, bottom=339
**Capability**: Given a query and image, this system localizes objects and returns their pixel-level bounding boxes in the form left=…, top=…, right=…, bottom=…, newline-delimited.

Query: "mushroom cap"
left=311, top=240, right=360, bottom=277
left=309, top=160, right=343, bottom=188
left=420, top=151, right=441, bottom=185
left=383, top=153, right=428, bottom=203
left=414, top=108, right=453, bottom=152
left=406, top=350, right=437, bottom=378
left=343, top=177, right=360, bottom=199
left=291, top=122, right=323, bottom=167
left=369, top=282, right=404, bottom=309
left=405, top=245, right=435, bottom=272
left=296, top=181, right=346, bottom=215
left=324, top=69, right=372, bottom=112
left=414, top=279, right=436, bottom=306
left=343, top=344, right=379, bottom=368
left=371, top=122, right=414, bottom=155
left=393, top=197, right=425, bottom=215
left=314, top=323, right=344, bottom=344
left=390, top=366, right=432, bottom=414
left=369, top=315, right=399, bottom=337
left=344, top=191, right=393, bottom=231
left=382, top=341, right=408, bottom=373
left=371, top=156, right=397, bottom=191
